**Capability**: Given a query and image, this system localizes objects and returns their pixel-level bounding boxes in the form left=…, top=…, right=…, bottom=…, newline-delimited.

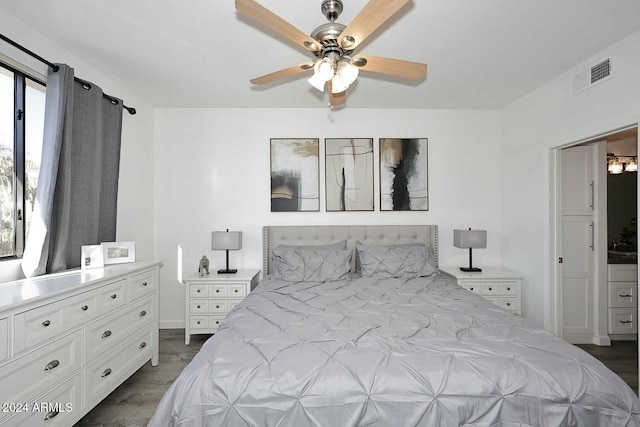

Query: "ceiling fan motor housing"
left=321, top=0, right=343, bottom=22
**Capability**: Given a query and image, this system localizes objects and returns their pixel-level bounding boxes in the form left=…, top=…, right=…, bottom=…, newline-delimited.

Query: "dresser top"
left=183, top=269, right=260, bottom=283
left=0, top=260, right=162, bottom=312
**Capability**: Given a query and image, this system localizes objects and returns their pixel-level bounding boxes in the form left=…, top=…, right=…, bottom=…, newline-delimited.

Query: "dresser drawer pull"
left=506, top=302, right=511, bottom=307
left=469, top=287, right=474, bottom=291
left=111, top=294, right=117, bottom=299
left=102, top=330, right=112, bottom=339
left=197, top=289, right=202, bottom=293
left=619, top=294, right=633, bottom=298
left=44, top=410, right=59, bottom=421
left=215, top=320, right=220, bottom=325
left=44, top=360, right=60, bottom=371
left=139, top=342, right=147, bottom=349
left=42, top=320, right=51, bottom=327
left=81, top=305, right=89, bottom=311
left=196, top=305, right=201, bottom=309
left=234, top=289, right=239, bottom=293
left=139, top=310, right=147, bottom=317
left=620, top=320, right=633, bottom=324
left=142, top=281, right=148, bottom=286
left=507, top=287, right=511, bottom=291
left=215, top=289, right=220, bottom=293
left=196, top=321, right=201, bottom=325
left=216, top=305, right=220, bottom=309
left=102, top=368, right=112, bottom=377
left=488, top=287, right=493, bottom=291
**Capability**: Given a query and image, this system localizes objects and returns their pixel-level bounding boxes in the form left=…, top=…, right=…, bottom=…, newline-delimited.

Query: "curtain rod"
left=0, top=33, right=136, bottom=115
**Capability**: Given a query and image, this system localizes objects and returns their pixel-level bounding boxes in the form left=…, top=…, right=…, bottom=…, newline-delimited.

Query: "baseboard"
left=564, top=333, right=596, bottom=344
left=592, top=335, right=611, bottom=346
left=610, top=334, right=638, bottom=341
left=159, top=320, right=185, bottom=329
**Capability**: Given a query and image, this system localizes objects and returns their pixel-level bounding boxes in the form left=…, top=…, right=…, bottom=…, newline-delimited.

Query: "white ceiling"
left=3, top=0, right=640, bottom=110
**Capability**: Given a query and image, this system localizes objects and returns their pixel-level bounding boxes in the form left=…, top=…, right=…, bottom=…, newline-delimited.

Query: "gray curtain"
left=22, top=64, right=123, bottom=277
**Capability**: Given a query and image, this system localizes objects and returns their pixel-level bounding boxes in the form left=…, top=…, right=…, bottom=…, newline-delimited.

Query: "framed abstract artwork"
left=270, top=138, right=320, bottom=212
left=379, top=138, right=429, bottom=211
left=325, top=138, right=374, bottom=211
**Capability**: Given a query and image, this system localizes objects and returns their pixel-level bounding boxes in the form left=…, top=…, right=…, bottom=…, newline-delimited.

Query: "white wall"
left=154, top=108, right=502, bottom=327
left=0, top=7, right=155, bottom=282
left=501, top=30, right=640, bottom=329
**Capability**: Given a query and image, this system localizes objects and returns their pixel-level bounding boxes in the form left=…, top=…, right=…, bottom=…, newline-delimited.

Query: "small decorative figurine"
left=198, top=255, right=210, bottom=277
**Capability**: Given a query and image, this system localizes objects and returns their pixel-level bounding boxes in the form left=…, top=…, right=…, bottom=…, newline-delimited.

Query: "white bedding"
left=150, top=272, right=640, bottom=426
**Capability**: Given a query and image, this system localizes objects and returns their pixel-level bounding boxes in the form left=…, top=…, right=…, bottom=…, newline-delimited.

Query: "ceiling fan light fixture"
left=314, top=57, right=335, bottom=81
left=331, top=74, right=348, bottom=93
left=336, top=60, right=359, bottom=86
left=308, top=72, right=327, bottom=91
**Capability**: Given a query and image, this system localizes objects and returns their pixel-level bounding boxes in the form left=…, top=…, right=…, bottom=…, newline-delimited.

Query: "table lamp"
left=211, top=229, right=242, bottom=274
left=453, top=228, right=487, bottom=272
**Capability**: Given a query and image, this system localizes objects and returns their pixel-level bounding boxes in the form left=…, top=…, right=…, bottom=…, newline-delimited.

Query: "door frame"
left=550, top=122, right=638, bottom=341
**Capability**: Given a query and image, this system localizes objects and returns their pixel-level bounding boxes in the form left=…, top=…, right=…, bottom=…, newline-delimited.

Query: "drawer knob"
left=506, top=302, right=511, bottom=307
left=196, top=321, right=201, bottom=325
left=234, top=289, right=239, bottom=293
left=42, top=320, right=51, bottom=327
left=197, top=305, right=201, bottom=309
left=111, top=294, right=117, bottom=299
left=139, top=310, right=147, bottom=317
left=470, top=287, right=474, bottom=291
left=215, top=321, right=220, bottom=325
left=216, top=305, right=220, bottom=309
left=139, top=342, right=147, bottom=349
left=142, top=281, right=148, bottom=286
left=620, top=294, right=633, bottom=298
left=44, top=360, right=60, bottom=371
left=216, top=289, right=220, bottom=293
left=44, top=410, right=59, bottom=421
left=81, top=305, right=89, bottom=311
left=507, top=287, right=511, bottom=291
left=488, top=287, right=493, bottom=291
left=620, top=320, right=633, bottom=324
left=102, top=330, right=112, bottom=339
left=197, top=289, right=201, bottom=293
left=102, top=368, right=112, bottom=377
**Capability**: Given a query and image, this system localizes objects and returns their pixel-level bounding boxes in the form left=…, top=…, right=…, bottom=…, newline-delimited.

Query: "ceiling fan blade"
left=250, top=62, right=314, bottom=85
left=338, top=0, right=410, bottom=51
left=236, top=0, right=322, bottom=52
left=352, top=54, right=427, bottom=80
left=328, top=81, right=347, bottom=108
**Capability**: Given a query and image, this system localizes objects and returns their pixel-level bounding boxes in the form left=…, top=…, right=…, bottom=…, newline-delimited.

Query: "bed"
left=150, top=225, right=640, bottom=426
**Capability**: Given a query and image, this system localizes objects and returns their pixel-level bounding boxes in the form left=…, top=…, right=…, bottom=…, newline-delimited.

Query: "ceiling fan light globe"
left=315, top=58, right=335, bottom=81
left=331, top=75, right=348, bottom=93
left=308, top=73, right=327, bottom=92
left=336, top=61, right=359, bottom=86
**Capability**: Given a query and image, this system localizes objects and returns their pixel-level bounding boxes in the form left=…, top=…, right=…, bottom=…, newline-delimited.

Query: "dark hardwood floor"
left=76, top=331, right=639, bottom=426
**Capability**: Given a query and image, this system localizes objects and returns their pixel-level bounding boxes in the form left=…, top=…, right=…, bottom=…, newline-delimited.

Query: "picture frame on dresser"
left=101, top=241, right=136, bottom=264
left=81, top=245, right=104, bottom=269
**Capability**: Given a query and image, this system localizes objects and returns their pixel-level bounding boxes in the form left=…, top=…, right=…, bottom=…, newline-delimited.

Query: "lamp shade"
left=211, top=231, right=242, bottom=251
left=453, top=229, right=487, bottom=249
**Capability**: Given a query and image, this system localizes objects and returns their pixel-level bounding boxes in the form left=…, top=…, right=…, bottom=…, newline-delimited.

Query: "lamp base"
left=459, top=267, right=482, bottom=272
left=217, top=268, right=238, bottom=274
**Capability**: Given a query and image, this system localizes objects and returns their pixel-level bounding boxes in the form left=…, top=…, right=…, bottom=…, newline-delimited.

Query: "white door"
left=561, top=145, right=595, bottom=343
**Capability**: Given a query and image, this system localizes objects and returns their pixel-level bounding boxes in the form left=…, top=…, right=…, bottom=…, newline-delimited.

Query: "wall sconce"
left=608, top=153, right=637, bottom=174
left=453, top=228, right=487, bottom=272
left=211, top=229, right=242, bottom=274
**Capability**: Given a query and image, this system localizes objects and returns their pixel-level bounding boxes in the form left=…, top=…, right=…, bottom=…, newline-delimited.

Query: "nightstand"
left=439, top=266, right=523, bottom=315
left=183, top=269, right=260, bottom=345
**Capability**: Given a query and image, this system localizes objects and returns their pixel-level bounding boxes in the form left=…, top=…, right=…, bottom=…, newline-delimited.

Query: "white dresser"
left=608, top=264, right=638, bottom=338
left=183, top=269, right=259, bottom=345
left=0, top=261, right=160, bottom=426
left=439, top=267, right=523, bottom=315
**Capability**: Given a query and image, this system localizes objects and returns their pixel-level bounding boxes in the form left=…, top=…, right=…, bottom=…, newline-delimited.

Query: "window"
left=0, top=63, right=45, bottom=259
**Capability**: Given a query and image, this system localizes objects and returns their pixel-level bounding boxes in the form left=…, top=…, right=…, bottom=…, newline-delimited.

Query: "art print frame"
left=270, top=138, right=320, bottom=212
left=325, top=138, right=374, bottom=211
left=379, top=138, right=429, bottom=211
left=101, top=241, right=136, bottom=264
left=81, top=245, right=104, bottom=270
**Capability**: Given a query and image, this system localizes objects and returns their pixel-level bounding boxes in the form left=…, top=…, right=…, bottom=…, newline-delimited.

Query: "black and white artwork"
left=270, top=138, right=320, bottom=212
left=325, top=138, right=374, bottom=211
left=379, top=138, right=429, bottom=211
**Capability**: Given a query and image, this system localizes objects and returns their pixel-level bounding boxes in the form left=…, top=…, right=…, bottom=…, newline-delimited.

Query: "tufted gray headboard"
left=263, top=225, right=439, bottom=275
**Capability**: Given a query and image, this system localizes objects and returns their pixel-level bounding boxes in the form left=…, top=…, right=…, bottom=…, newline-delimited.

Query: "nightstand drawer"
left=229, top=285, right=247, bottom=298
left=497, top=298, right=520, bottom=313
left=608, top=282, right=637, bottom=308
left=209, top=300, right=228, bottom=314
left=460, top=283, right=480, bottom=294
left=189, top=300, right=209, bottom=313
left=190, top=285, right=209, bottom=298
left=499, top=283, right=519, bottom=295
left=190, top=316, right=209, bottom=329
left=210, top=316, right=225, bottom=329
left=479, top=283, right=500, bottom=296
left=609, top=308, right=637, bottom=334
left=209, top=285, right=228, bottom=297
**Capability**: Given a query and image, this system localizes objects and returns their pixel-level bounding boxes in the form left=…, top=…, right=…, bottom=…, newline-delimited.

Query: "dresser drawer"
left=210, top=316, right=225, bottom=329
left=3, top=373, right=82, bottom=427
left=0, top=329, right=82, bottom=418
left=479, top=283, right=500, bottom=296
left=608, top=282, right=637, bottom=308
left=85, top=327, right=154, bottom=406
left=608, top=265, right=638, bottom=282
left=609, top=308, right=638, bottom=334
left=14, top=279, right=128, bottom=353
left=0, top=318, right=7, bottom=363
left=497, top=297, right=520, bottom=314
left=190, top=284, right=209, bottom=298
left=499, top=283, right=519, bottom=295
left=64, top=279, right=128, bottom=327
left=130, top=269, right=156, bottom=301
left=208, top=284, right=228, bottom=298
left=229, top=284, right=247, bottom=298
left=209, top=300, right=228, bottom=314
left=85, top=296, right=154, bottom=362
left=459, top=283, right=481, bottom=294
left=189, top=316, right=209, bottom=329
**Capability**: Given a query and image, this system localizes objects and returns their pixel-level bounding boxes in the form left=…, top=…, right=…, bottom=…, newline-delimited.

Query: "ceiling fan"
left=235, top=0, right=427, bottom=109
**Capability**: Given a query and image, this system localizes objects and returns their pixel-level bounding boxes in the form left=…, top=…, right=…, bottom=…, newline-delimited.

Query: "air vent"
left=571, top=56, right=614, bottom=96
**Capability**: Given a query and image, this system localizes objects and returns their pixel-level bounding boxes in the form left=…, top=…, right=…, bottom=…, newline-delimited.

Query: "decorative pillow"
left=271, top=248, right=351, bottom=282
left=355, top=241, right=426, bottom=273
left=356, top=243, right=437, bottom=278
